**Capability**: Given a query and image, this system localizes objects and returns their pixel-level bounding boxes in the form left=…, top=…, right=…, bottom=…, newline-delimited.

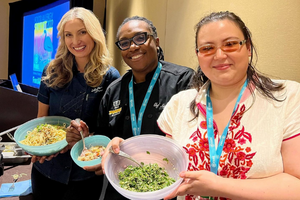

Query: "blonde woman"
left=31, top=7, right=120, bottom=200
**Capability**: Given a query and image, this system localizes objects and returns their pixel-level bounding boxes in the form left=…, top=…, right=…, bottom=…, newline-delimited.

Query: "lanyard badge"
left=128, top=62, right=162, bottom=136
left=205, top=80, right=248, bottom=174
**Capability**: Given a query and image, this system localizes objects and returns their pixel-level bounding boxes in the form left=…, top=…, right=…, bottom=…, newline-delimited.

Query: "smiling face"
left=64, top=18, right=95, bottom=65
left=196, top=19, right=251, bottom=87
left=118, top=20, right=159, bottom=81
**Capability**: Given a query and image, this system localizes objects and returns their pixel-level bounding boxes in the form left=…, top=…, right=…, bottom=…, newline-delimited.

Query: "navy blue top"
left=35, top=64, right=120, bottom=184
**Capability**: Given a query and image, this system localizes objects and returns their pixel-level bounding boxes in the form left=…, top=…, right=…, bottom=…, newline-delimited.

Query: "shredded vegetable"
left=118, top=163, right=175, bottom=192
left=78, top=145, right=106, bottom=161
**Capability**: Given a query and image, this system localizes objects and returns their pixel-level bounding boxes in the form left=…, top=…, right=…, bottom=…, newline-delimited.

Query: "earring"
left=198, top=66, right=205, bottom=82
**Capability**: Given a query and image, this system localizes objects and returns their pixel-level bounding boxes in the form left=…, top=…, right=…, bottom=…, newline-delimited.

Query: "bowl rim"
left=120, top=134, right=183, bottom=147
left=104, top=134, right=188, bottom=198
left=14, top=116, right=71, bottom=156
left=71, top=135, right=111, bottom=167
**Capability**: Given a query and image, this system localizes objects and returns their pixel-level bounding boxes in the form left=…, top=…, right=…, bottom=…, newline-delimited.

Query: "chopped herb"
left=146, top=151, right=150, bottom=154
left=118, top=163, right=175, bottom=192
left=163, top=158, right=169, bottom=164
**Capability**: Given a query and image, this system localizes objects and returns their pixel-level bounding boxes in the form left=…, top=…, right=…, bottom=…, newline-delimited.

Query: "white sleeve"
left=157, top=92, right=180, bottom=136
left=283, top=81, right=300, bottom=140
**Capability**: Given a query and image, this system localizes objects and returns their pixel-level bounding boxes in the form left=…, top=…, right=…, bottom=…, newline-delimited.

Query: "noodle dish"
left=14, top=116, right=71, bottom=156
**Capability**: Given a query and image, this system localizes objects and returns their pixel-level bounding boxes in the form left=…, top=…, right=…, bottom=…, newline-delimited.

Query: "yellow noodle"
left=20, top=123, right=66, bottom=146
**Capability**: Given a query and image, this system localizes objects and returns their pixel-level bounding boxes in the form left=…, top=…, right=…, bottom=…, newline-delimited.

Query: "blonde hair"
left=43, top=7, right=112, bottom=88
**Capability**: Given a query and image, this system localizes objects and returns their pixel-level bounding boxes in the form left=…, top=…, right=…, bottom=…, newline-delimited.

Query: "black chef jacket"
left=97, top=61, right=194, bottom=200
left=99, top=61, right=194, bottom=200
left=97, top=60, right=194, bottom=139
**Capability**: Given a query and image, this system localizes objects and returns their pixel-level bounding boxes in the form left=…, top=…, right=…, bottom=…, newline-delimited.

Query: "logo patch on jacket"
left=109, top=100, right=122, bottom=116
left=109, top=108, right=122, bottom=116
left=113, top=100, right=120, bottom=109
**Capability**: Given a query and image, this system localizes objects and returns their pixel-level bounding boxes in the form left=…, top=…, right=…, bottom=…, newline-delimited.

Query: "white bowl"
left=104, top=134, right=188, bottom=200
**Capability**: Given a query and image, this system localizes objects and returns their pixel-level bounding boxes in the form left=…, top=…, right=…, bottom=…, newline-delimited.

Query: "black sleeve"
left=96, top=89, right=111, bottom=137
left=177, top=67, right=195, bottom=91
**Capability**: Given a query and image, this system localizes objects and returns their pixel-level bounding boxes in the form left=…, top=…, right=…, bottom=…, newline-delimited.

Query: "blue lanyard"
left=129, top=62, right=162, bottom=136
left=206, top=80, right=248, bottom=174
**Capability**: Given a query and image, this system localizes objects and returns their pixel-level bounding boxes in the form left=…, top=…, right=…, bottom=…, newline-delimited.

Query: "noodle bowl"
left=14, top=116, right=71, bottom=156
left=20, top=124, right=67, bottom=146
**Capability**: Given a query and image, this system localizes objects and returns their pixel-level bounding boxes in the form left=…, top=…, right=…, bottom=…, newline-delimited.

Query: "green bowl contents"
left=118, top=163, right=175, bottom=192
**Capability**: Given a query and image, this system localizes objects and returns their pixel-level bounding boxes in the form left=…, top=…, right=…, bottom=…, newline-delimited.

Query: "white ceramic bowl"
left=104, top=134, right=188, bottom=200
left=14, top=116, right=70, bottom=156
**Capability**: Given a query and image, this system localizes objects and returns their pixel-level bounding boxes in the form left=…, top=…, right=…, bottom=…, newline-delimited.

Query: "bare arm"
left=165, top=136, right=300, bottom=200
left=37, top=101, right=49, bottom=117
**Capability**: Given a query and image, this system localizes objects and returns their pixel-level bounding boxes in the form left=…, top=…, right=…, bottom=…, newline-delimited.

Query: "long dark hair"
left=190, top=11, right=285, bottom=118
left=116, top=16, right=164, bottom=61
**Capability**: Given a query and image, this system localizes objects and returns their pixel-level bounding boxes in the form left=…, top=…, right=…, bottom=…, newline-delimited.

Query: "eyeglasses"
left=115, top=32, right=153, bottom=51
left=196, top=40, right=247, bottom=56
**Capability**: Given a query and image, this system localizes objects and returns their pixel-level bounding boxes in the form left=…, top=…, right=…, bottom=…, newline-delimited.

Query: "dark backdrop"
left=8, top=0, right=93, bottom=81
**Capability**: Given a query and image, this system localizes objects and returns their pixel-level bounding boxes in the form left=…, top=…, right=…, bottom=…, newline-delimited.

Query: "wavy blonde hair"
left=43, top=7, right=112, bottom=88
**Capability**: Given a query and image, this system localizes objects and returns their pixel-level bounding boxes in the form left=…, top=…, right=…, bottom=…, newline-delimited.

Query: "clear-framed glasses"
left=115, top=32, right=153, bottom=51
left=196, top=40, right=247, bottom=56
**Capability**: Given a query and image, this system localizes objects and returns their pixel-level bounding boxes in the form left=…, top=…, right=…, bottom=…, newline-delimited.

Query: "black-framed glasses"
left=196, top=40, right=247, bottom=56
left=115, top=32, right=153, bottom=51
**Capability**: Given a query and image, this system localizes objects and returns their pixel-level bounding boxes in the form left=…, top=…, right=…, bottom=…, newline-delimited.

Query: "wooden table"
left=0, top=159, right=33, bottom=200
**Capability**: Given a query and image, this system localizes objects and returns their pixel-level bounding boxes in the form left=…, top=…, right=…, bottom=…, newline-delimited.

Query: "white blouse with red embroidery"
left=157, top=80, right=300, bottom=200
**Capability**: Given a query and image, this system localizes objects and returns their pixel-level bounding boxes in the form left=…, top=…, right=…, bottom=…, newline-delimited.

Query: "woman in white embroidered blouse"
left=157, top=11, right=300, bottom=200
left=100, top=11, right=300, bottom=200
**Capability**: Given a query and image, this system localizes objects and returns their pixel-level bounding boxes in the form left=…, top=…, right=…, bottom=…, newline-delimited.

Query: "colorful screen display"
left=22, top=0, right=70, bottom=88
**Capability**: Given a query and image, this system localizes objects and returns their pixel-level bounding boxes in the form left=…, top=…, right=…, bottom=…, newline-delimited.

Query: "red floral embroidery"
left=190, top=129, right=202, bottom=142
left=238, top=137, right=246, bottom=145
left=246, top=160, right=253, bottom=167
left=185, top=196, right=193, bottom=200
left=184, top=103, right=257, bottom=200
left=188, top=148, right=197, bottom=157
left=200, top=121, right=207, bottom=129
left=237, top=152, right=246, bottom=161
left=245, top=147, right=251, bottom=152
left=223, top=139, right=236, bottom=153
left=199, top=137, right=209, bottom=151
left=220, top=168, right=228, bottom=176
